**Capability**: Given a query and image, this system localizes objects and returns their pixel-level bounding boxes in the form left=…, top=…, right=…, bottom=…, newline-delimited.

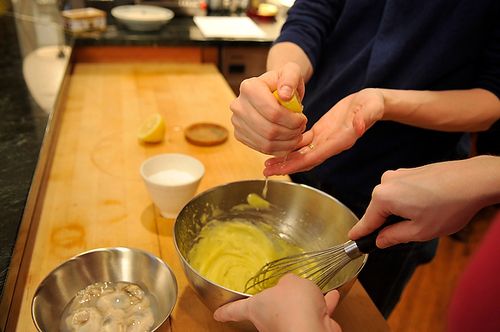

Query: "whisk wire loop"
left=244, top=245, right=356, bottom=293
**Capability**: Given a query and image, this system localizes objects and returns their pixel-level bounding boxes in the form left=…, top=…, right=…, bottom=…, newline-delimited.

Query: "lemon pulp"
left=137, top=113, right=165, bottom=143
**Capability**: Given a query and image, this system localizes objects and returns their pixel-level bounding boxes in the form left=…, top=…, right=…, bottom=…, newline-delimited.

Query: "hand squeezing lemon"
left=137, top=113, right=165, bottom=143
left=273, top=90, right=303, bottom=113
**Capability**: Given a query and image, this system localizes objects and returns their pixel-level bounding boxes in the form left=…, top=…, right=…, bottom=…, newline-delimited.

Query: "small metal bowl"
left=174, top=180, right=367, bottom=312
left=32, top=247, right=177, bottom=331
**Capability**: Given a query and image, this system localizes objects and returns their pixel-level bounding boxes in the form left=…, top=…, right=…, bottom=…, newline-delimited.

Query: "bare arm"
left=268, top=44, right=500, bottom=132
left=263, top=88, right=500, bottom=176
left=380, top=88, right=500, bottom=132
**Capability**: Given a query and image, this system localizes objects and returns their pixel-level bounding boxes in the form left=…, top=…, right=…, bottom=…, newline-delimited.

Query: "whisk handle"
left=354, top=215, right=404, bottom=253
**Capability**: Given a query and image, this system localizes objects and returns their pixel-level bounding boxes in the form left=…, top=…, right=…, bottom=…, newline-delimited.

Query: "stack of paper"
left=193, top=16, right=267, bottom=39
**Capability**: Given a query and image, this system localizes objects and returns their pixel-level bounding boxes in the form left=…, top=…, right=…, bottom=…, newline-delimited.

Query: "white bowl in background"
left=111, top=5, right=174, bottom=32
left=140, top=153, right=205, bottom=219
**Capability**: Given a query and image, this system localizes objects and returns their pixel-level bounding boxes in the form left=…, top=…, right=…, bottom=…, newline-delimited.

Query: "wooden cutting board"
left=8, top=62, right=389, bottom=332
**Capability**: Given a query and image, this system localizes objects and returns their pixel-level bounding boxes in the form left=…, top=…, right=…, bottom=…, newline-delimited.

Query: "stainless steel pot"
left=174, top=180, right=367, bottom=312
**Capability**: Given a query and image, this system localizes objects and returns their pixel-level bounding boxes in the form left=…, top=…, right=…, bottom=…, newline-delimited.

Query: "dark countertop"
left=0, top=9, right=281, bottom=306
left=74, top=16, right=281, bottom=47
left=0, top=14, right=49, bottom=301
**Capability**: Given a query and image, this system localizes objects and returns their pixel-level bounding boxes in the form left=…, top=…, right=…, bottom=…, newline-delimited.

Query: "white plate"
left=111, top=5, right=174, bottom=31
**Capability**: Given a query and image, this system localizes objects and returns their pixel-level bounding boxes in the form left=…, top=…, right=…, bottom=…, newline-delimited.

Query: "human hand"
left=263, top=88, right=384, bottom=176
left=348, top=156, right=500, bottom=248
left=213, top=274, right=342, bottom=332
left=230, top=62, right=308, bottom=157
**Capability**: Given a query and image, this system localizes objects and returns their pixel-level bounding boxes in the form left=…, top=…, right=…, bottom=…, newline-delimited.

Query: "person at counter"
left=213, top=155, right=500, bottom=332
left=229, top=0, right=500, bottom=316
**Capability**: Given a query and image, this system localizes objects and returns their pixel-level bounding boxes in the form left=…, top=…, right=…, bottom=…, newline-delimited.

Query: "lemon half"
left=273, top=90, right=303, bottom=113
left=138, top=113, right=165, bottom=143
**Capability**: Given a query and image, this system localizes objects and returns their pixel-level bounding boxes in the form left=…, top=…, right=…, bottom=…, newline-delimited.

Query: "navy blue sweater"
left=276, top=0, right=500, bottom=216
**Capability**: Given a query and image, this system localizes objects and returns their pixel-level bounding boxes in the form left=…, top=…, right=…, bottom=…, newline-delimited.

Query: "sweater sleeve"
left=275, top=0, right=344, bottom=70
left=476, top=3, right=500, bottom=99
left=447, top=211, right=500, bottom=332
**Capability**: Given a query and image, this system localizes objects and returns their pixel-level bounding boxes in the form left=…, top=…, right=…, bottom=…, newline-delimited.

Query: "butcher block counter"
left=4, top=63, right=389, bottom=332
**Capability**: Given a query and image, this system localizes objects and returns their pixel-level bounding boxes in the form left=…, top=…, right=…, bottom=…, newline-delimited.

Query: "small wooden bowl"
left=184, top=123, right=229, bottom=146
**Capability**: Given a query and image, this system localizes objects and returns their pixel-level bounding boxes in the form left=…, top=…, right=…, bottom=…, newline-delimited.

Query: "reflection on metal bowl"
left=174, top=180, right=367, bottom=314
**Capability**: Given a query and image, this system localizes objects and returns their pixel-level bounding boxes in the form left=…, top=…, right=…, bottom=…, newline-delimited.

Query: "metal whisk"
left=244, top=216, right=402, bottom=293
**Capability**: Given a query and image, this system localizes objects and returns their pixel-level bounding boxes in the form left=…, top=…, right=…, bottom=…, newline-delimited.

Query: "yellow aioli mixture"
left=188, top=219, right=303, bottom=294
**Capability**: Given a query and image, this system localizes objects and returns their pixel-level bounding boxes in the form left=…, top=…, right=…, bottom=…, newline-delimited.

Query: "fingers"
left=263, top=136, right=330, bottom=176
left=231, top=73, right=307, bottom=155
left=325, top=290, right=343, bottom=332
left=349, top=180, right=421, bottom=248
left=231, top=62, right=307, bottom=157
left=262, top=130, right=317, bottom=175
left=262, top=123, right=355, bottom=176
left=232, top=113, right=303, bottom=155
left=239, top=77, right=304, bottom=130
left=278, top=272, right=300, bottom=286
left=380, top=168, right=412, bottom=182
left=376, top=220, right=416, bottom=248
left=275, top=62, right=305, bottom=101
left=348, top=189, right=390, bottom=241
left=324, top=290, right=340, bottom=316
left=213, top=299, right=250, bottom=323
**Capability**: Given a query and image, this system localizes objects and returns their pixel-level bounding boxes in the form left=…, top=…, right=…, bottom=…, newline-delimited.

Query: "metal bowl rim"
left=31, top=246, right=178, bottom=332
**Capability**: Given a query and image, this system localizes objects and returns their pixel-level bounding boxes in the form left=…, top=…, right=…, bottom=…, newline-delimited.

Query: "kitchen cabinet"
left=73, top=45, right=219, bottom=64
left=220, top=45, right=269, bottom=94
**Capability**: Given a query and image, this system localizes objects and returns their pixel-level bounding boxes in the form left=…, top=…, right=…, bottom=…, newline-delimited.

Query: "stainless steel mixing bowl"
left=32, top=247, right=177, bottom=331
left=174, top=180, right=367, bottom=312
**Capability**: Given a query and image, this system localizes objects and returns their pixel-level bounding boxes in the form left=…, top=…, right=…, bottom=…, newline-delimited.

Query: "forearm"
left=267, top=42, right=314, bottom=82
left=460, top=155, right=500, bottom=208
left=379, top=88, right=500, bottom=132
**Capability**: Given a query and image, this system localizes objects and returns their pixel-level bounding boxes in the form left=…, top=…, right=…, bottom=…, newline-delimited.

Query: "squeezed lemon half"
left=273, top=90, right=303, bottom=113
left=137, top=113, right=166, bottom=143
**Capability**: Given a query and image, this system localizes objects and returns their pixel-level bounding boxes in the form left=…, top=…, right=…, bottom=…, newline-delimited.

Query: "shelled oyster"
left=60, top=281, right=157, bottom=332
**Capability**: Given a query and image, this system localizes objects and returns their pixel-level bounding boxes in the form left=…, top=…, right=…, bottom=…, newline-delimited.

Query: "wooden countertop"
left=5, top=63, right=389, bottom=331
